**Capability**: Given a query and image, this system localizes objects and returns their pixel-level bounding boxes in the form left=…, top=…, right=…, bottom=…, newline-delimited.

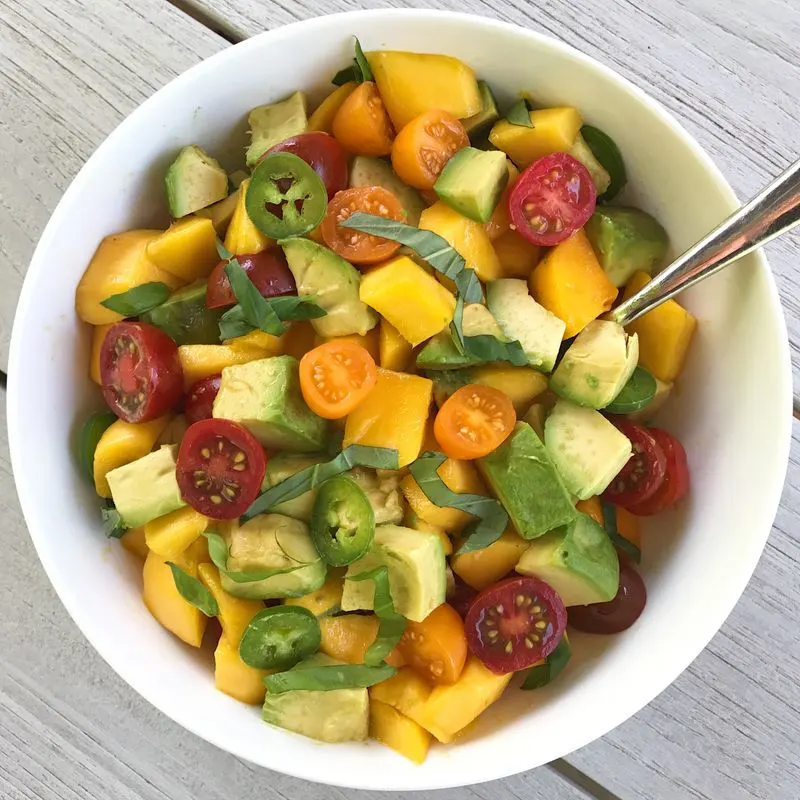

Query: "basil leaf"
left=354, top=37, right=373, bottom=82
left=100, top=282, right=171, bottom=317
left=330, top=37, right=372, bottom=86
left=463, top=334, right=528, bottom=367
left=601, top=503, right=642, bottom=564
left=243, top=444, right=400, bottom=522
left=166, top=562, right=219, bottom=617
left=218, top=305, right=256, bottom=340
left=219, top=295, right=326, bottom=340
left=264, top=663, right=396, bottom=693
left=332, top=65, right=358, bottom=86
left=606, top=366, right=656, bottom=414
left=407, top=452, right=508, bottom=554
left=101, top=501, right=127, bottom=539
left=580, top=125, right=627, bottom=202
left=203, top=531, right=308, bottom=583
left=347, top=567, right=407, bottom=665
left=506, top=98, right=534, bottom=128
left=76, top=412, right=117, bottom=481
left=521, top=636, right=571, bottom=690
left=224, top=261, right=285, bottom=334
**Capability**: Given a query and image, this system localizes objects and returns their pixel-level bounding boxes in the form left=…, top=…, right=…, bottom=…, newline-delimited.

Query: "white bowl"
left=7, top=9, right=793, bottom=791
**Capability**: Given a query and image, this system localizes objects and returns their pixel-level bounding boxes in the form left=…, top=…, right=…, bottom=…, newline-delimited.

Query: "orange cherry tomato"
left=391, top=110, right=469, bottom=190
left=397, top=603, right=468, bottom=685
left=321, top=187, right=405, bottom=265
left=434, top=384, right=516, bottom=460
left=299, top=340, right=377, bottom=419
left=331, top=81, right=394, bottom=156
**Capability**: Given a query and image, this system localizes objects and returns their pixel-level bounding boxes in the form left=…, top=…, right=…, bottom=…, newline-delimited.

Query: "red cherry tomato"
left=185, top=374, right=221, bottom=426
left=176, top=419, right=266, bottom=519
left=508, top=152, right=596, bottom=246
left=603, top=419, right=667, bottom=508
left=449, top=576, right=478, bottom=619
left=627, top=428, right=690, bottom=516
left=568, top=561, right=647, bottom=634
left=206, top=248, right=296, bottom=309
left=266, top=132, right=348, bottom=200
left=100, top=322, right=183, bottom=423
left=464, top=575, right=567, bottom=674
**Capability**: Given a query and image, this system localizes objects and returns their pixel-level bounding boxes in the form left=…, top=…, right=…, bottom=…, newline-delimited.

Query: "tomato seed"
left=535, top=620, right=547, bottom=630
left=504, top=641, right=513, bottom=654
left=201, top=448, right=211, bottom=459
left=210, top=495, right=222, bottom=505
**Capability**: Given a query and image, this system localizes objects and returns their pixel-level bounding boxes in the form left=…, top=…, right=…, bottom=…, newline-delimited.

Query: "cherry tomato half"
left=465, top=575, right=567, bottom=674
left=449, top=575, right=478, bottom=619
left=176, top=419, right=266, bottom=519
left=627, top=428, right=690, bottom=516
left=397, top=603, right=468, bottom=685
left=266, top=132, right=348, bottom=200
left=184, top=374, right=221, bottom=426
left=434, top=384, right=516, bottom=460
left=568, top=561, right=647, bottom=634
left=602, top=419, right=667, bottom=508
left=509, top=152, right=597, bottom=246
left=100, top=322, right=183, bottom=423
left=206, top=248, right=296, bottom=309
left=321, top=187, right=405, bottom=265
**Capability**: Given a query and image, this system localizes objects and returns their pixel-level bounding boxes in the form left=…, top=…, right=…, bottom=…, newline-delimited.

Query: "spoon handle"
left=609, top=158, right=800, bottom=327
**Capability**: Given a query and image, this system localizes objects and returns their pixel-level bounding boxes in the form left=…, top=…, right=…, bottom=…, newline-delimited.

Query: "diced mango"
left=214, top=634, right=268, bottom=705
left=359, top=256, right=455, bottom=347
left=285, top=571, right=345, bottom=616
left=178, top=342, right=274, bottom=389
left=616, top=507, right=642, bottom=549
left=419, top=202, right=501, bottom=284
left=185, top=534, right=211, bottom=566
left=145, top=506, right=209, bottom=561
left=484, top=160, right=520, bottom=241
left=120, top=526, right=148, bottom=560
left=622, top=271, right=697, bottom=382
left=93, top=416, right=172, bottom=497
left=366, top=51, right=482, bottom=131
left=468, top=364, right=548, bottom=414
left=451, top=528, right=529, bottom=590
left=308, top=82, right=358, bottom=132
left=529, top=229, right=618, bottom=338
left=195, top=190, right=240, bottom=236
left=492, top=230, right=541, bottom=279
left=282, top=320, right=318, bottom=361
left=344, top=369, right=433, bottom=467
left=224, top=179, right=272, bottom=256
left=88, top=324, right=113, bottom=384
left=314, top=328, right=380, bottom=362
left=370, top=699, right=432, bottom=764
left=146, top=216, right=219, bottom=283
left=575, top=496, right=604, bottom=526
left=405, top=510, right=454, bottom=556
left=379, top=320, right=414, bottom=372
left=319, top=614, right=405, bottom=667
left=222, top=329, right=284, bottom=353
left=198, top=563, right=264, bottom=645
left=489, top=107, right=583, bottom=167
left=75, top=230, right=182, bottom=325
left=369, top=667, right=433, bottom=727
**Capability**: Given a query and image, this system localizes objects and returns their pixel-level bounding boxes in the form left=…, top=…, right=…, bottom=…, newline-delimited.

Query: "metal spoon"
left=609, top=157, right=800, bottom=327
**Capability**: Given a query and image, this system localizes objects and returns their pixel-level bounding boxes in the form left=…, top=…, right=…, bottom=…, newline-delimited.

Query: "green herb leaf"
left=264, top=663, right=396, bottom=693
left=101, top=501, right=127, bottom=539
left=243, top=444, right=400, bottom=522
left=332, top=65, right=358, bottom=86
left=601, top=503, right=641, bottom=564
left=223, top=260, right=285, bottom=335
left=407, top=452, right=508, bottom=554
left=218, top=294, right=327, bottom=340
left=100, top=282, right=171, bottom=317
left=580, top=125, right=627, bottom=202
left=76, top=412, right=117, bottom=481
left=203, top=531, right=308, bottom=583
left=463, top=334, right=528, bottom=367
left=506, top=98, right=534, bottom=128
left=347, top=567, right=407, bottom=665
left=331, top=37, right=373, bottom=85
left=166, top=562, right=219, bottom=617
left=605, top=366, right=657, bottom=414
left=520, top=635, right=572, bottom=690
left=354, top=37, right=373, bottom=82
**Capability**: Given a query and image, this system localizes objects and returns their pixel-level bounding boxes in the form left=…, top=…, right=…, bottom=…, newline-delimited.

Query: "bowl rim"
left=7, top=8, right=794, bottom=790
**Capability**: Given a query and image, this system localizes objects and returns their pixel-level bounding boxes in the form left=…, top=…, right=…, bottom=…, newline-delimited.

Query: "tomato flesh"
left=184, top=374, right=221, bottom=426
left=206, top=248, right=296, bottom=309
left=266, top=132, right=348, bottom=200
left=602, top=419, right=667, bottom=508
left=465, top=576, right=567, bottom=674
left=397, top=603, right=468, bottom=685
left=569, top=561, right=647, bottom=634
left=627, top=428, right=689, bottom=516
left=176, top=419, right=266, bottom=519
left=509, top=152, right=596, bottom=246
left=99, top=322, right=183, bottom=423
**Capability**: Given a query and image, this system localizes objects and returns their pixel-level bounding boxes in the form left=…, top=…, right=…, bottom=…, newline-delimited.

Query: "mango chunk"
left=282, top=320, right=318, bottom=361
left=214, top=634, right=269, bottom=705
left=366, top=51, right=482, bottom=131
left=359, top=256, right=455, bottom=347
left=224, top=179, right=272, bottom=256
left=379, top=320, right=414, bottom=372
left=492, top=230, right=541, bottom=279
left=319, top=614, right=405, bottom=667
left=76, top=230, right=182, bottom=325
left=89, top=324, right=113, bottom=384
left=198, top=563, right=264, bottom=646
left=120, top=526, right=148, bottom=560
left=343, top=368, right=433, bottom=467
left=369, top=667, right=433, bottom=727
left=146, top=216, right=219, bottom=283
left=222, top=330, right=285, bottom=353
left=529, top=229, right=618, bottom=338
left=451, top=528, right=529, bottom=590
left=308, top=82, right=358, bottom=132
left=178, top=340, right=280, bottom=389
left=622, top=271, right=697, bottom=382
left=370, top=699, right=432, bottom=764
left=284, top=570, right=345, bottom=616
left=145, top=506, right=209, bottom=561
left=314, top=328, right=381, bottom=362
left=489, top=107, right=583, bottom=167
left=468, top=364, right=548, bottom=414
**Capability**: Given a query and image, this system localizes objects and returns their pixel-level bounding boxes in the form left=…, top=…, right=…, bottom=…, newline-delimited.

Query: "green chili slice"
left=239, top=606, right=321, bottom=670
left=606, top=366, right=657, bottom=414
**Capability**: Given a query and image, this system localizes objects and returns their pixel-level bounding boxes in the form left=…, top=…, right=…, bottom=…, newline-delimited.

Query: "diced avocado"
left=550, top=321, right=639, bottom=409
left=106, top=445, right=185, bottom=529
left=262, top=653, right=369, bottom=742
left=165, top=145, right=228, bottom=219
left=478, top=423, right=576, bottom=540
left=568, top=134, right=611, bottom=196
left=213, top=356, right=327, bottom=452
left=584, top=207, right=669, bottom=287
left=229, top=170, right=249, bottom=189
left=523, top=403, right=547, bottom=440
left=486, top=279, right=566, bottom=372
left=341, top=525, right=446, bottom=622
left=281, top=238, right=377, bottom=337
left=262, top=453, right=328, bottom=520
left=140, top=280, right=223, bottom=345
left=544, top=400, right=632, bottom=500
left=516, top=513, right=620, bottom=605
left=627, top=376, right=673, bottom=423
left=434, top=148, right=508, bottom=223
left=195, top=188, right=240, bottom=235
left=348, top=468, right=405, bottom=525
left=246, top=91, right=308, bottom=167
left=349, top=156, right=427, bottom=226
left=462, top=81, right=501, bottom=140
left=220, top=513, right=327, bottom=600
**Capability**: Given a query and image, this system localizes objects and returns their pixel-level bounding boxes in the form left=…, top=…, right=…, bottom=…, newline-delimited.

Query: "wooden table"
left=1, top=2, right=798, bottom=798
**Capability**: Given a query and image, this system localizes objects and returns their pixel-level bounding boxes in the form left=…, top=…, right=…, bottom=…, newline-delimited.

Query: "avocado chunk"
left=165, top=145, right=228, bottom=219
left=341, top=525, right=446, bottom=622
left=246, top=91, right=308, bottom=167
left=550, top=320, right=639, bottom=409
left=349, top=156, right=426, bottom=226
left=486, top=279, right=566, bottom=372
left=478, top=422, right=576, bottom=540
left=106, top=445, right=185, bottom=529
left=262, top=654, right=369, bottom=742
left=348, top=468, right=405, bottom=525
left=262, top=453, right=328, bottom=521
left=220, top=513, right=327, bottom=600
left=584, top=207, right=669, bottom=287
left=281, top=238, right=377, bottom=337
left=516, top=513, right=620, bottom=605
left=544, top=400, right=632, bottom=500
left=568, top=134, right=611, bottom=196
left=462, top=81, right=501, bottom=140
left=434, top=147, right=508, bottom=223
left=140, top=280, right=223, bottom=345
left=213, top=356, right=327, bottom=452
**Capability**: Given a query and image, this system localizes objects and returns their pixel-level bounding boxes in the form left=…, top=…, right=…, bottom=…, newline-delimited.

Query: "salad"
left=74, top=40, right=695, bottom=763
